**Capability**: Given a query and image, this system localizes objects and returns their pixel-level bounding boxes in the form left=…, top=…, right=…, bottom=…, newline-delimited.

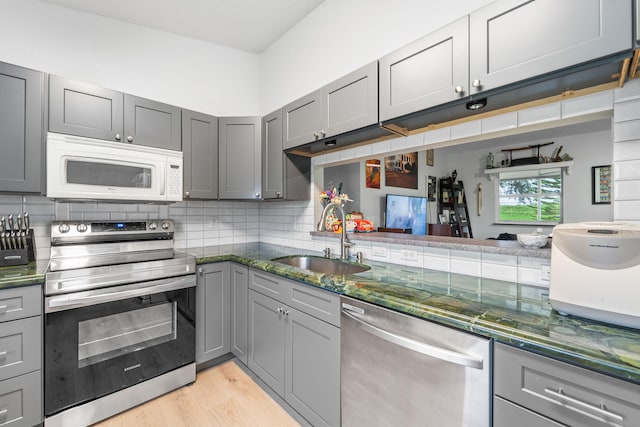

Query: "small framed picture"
left=592, top=165, right=611, bottom=205
left=426, top=149, right=434, bottom=166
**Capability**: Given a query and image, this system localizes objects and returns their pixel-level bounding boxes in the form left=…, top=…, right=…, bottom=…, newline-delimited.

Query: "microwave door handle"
left=159, top=163, right=166, bottom=196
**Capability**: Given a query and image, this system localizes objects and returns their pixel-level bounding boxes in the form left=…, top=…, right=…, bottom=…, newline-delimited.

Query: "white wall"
left=0, top=0, right=260, bottom=116
left=260, top=0, right=491, bottom=114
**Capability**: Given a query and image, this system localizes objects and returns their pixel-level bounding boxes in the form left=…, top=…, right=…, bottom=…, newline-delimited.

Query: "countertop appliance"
left=341, top=296, right=491, bottom=427
left=46, top=132, right=183, bottom=202
left=549, top=221, right=640, bottom=329
left=44, top=220, right=196, bottom=427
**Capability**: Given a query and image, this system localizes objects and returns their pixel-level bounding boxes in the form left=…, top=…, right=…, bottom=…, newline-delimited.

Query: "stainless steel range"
left=44, top=219, right=196, bottom=427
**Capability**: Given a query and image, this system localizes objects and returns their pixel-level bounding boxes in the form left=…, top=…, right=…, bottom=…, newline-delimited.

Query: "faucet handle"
left=323, top=247, right=331, bottom=258
left=354, top=252, right=364, bottom=263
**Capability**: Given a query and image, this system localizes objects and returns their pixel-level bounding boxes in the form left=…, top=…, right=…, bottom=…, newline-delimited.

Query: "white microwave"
left=46, top=133, right=183, bottom=203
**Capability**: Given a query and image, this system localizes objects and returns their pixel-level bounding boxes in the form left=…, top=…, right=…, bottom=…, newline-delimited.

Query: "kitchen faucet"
left=318, top=201, right=352, bottom=260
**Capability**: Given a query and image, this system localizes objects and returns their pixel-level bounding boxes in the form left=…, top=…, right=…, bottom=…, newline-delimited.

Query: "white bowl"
left=517, top=233, right=548, bottom=248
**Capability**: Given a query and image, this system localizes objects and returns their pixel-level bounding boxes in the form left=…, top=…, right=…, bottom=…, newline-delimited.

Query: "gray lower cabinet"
left=469, top=0, right=632, bottom=96
left=196, top=263, right=231, bottom=364
left=182, top=109, right=219, bottom=200
left=379, top=16, right=469, bottom=122
left=218, top=117, right=262, bottom=200
left=0, top=62, right=44, bottom=193
left=494, top=342, right=640, bottom=427
left=248, top=270, right=340, bottom=427
left=0, top=285, right=42, bottom=427
left=230, top=263, right=249, bottom=365
left=283, top=61, right=378, bottom=150
left=49, top=75, right=181, bottom=150
left=262, top=109, right=311, bottom=201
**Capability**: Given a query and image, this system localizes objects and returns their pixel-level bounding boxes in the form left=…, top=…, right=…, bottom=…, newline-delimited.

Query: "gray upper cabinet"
left=469, top=0, right=632, bottom=96
left=196, top=262, right=231, bottom=364
left=49, top=75, right=181, bottom=150
left=0, top=62, right=44, bottom=193
left=283, top=90, right=322, bottom=150
left=379, top=17, right=469, bottom=122
left=123, top=94, right=181, bottom=150
left=182, top=109, right=218, bottom=200
left=322, top=61, right=378, bottom=138
left=219, top=116, right=262, bottom=200
left=283, top=61, right=379, bottom=150
left=262, top=109, right=284, bottom=199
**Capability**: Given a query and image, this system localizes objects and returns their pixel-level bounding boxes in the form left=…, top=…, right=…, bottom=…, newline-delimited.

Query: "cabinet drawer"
left=494, top=396, right=564, bottom=427
left=286, top=280, right=340, bottom=327
left=0, top=317, right=41, bottom=381
left=249, top=270, right=285, bottom=299
left=0, top=286, right=41, bottom=323
left=0, top=370, right=42, bottom=427
left=495, top=343, right=640, bottom=427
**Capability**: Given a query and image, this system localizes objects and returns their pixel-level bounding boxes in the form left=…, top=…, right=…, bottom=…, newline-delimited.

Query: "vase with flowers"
left=319, top=182, right=353, bottom=231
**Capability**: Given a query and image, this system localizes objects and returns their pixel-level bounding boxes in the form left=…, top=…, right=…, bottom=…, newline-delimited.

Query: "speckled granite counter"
left=0, top=260, right=47, bottom=290
left=310, top=231, right=551, bottom=258
left=183, top=242, right=640, bottom=385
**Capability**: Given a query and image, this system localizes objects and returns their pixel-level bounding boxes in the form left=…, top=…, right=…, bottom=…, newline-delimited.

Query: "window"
left=496, top=168, right=562, bottom=224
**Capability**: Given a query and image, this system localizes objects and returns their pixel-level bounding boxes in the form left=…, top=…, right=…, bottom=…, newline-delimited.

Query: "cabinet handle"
left=276, top=307, right=283, bottom=314
left=255, top=193, right=261, bottom=199
left=320, top=130, right=326, bottom=137
left=0, top=351, right=6, bottom=358
left=198, top=268, right=203, bottom=275
left=126, top=136, right=133, bottom=143
left=314, top=132, right=320, bottom=139
left=185, top=191, right=190, bottom=198
left=0, top=409, right=6, bottom=417
left=276, top=191, right=281, bottom=198
left=0, top=305, right=8, bottom=313
left=115, top=133, right=122, bottom=141
left=284, top=310, right=290, bottom=316
left=472, top=79, right=482, bottom=88
left=543, top=387, right=624, bottom=422
left=454, top=85, right=464, bottom=94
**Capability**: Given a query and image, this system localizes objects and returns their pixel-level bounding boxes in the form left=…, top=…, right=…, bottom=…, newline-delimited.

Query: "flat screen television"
left=385, top=194, right=427, bottom=235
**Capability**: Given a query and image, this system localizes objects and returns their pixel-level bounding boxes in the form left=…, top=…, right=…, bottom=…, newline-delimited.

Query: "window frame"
left=494, top=167, right=563, bottom=226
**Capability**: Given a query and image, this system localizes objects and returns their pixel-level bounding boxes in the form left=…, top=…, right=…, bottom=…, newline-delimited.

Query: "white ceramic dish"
left=517, top=232, right=548, bottom=248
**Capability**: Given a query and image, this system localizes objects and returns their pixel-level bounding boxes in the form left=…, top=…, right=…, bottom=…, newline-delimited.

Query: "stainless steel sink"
left=272, top=255, right=370, bottom=275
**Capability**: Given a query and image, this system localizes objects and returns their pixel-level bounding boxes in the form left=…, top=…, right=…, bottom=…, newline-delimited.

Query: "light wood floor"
left=93, top=361, right=300, bottom=427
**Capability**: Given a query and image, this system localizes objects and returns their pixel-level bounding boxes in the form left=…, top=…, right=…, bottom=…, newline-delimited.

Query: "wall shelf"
left=484, top=160, right=574, bottom=180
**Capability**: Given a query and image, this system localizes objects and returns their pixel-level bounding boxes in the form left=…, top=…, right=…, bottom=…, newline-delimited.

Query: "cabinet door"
left=196, top=263, right=231, bottom=364
left=230, top=264, right=249, bottom=365
left=469, top=0, right=632, bottom=95
left=262, top=109, right=284, bottom=199
left=182, top=109, right=218, bottom=200
left=494, top=396, right=564, bottom=427
left=0, top=317, right=41, bottom=382
left=283, top=89, right=322, bottom=150
left=248, top=290, right=285, bottom=397
left=636, top=0, right=640, bottom=45
left=123, top=94, right=181, bottom=151
left=0, top=370, right=42, bottom=427
left=48, top=75, right=123, bottom=142
left=219, top=117, right=262, bottom=199
left=379, top=16, right=469, bottom=122
left=0, top=63, right=43, bottom=193
left=285, top=308, right=340, bottom=427
left=323, top=61, right=378, bottom=138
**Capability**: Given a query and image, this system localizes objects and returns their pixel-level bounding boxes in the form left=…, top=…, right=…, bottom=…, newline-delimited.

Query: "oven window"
left=78, top=301, right=176, bottom=368
left=67, top=160, right=153, bottom=188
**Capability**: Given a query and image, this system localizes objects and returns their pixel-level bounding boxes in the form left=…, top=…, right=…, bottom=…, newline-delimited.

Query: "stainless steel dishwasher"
left=341, top=296, right=491, bottom=427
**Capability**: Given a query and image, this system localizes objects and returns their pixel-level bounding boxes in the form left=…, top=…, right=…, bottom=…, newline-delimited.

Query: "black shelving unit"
left=438, top=178, right=473, bottom=238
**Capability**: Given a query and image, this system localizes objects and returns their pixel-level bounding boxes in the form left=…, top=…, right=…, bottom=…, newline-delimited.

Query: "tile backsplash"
left=0, top=194, right=549, bottom=288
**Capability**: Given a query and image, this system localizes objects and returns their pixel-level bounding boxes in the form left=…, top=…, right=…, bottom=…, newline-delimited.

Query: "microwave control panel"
left=167, top=163, right=182, bottom=198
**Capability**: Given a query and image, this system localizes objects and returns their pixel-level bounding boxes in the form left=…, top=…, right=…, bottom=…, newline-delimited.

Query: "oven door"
left=44, top=277, right=196, bottom=417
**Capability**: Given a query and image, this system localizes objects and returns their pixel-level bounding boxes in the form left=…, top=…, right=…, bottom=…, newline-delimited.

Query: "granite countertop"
left=184, top=242, right=640, bottom=385
left=310, top=231, right=551, bottom=258
left=0, top=259, right=48, bottom=290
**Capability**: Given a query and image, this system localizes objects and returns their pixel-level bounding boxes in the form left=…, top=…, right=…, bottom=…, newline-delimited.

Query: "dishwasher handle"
left=341, top=308, right=484, bottom=370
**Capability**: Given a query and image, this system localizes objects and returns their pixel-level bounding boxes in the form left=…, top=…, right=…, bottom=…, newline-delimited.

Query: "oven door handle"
left=45, top=275, right=195, bottom=312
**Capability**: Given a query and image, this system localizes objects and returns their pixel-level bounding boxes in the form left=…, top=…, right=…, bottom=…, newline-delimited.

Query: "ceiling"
left=37, top=0, right=326, bottom=53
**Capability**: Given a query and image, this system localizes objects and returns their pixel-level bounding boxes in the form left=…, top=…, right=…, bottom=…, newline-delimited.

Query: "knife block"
left=0, top=229, right=36, bottom=267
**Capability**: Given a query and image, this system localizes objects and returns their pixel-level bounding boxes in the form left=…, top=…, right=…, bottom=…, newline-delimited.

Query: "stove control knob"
left=58, top=224, right=70, bottom=234
left=161, top=221, right=171, bottom=230
left=148, top=222, right=158, bottom=230
left=76, top=223, right=88, bottom=233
